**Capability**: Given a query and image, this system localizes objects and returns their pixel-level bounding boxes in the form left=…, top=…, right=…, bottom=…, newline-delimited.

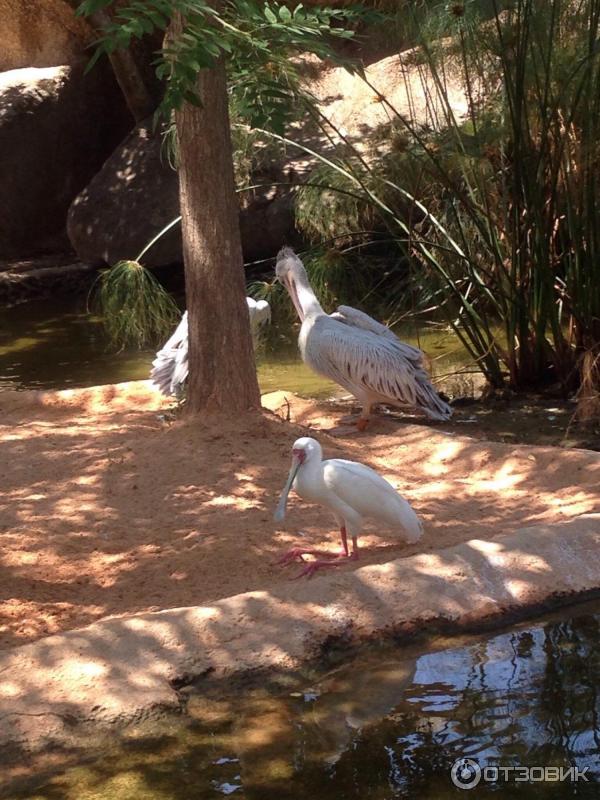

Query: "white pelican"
left=274, top=436, right=422, bottom=578
left=150, top=298, right=271, bottom=397
left=276, top=247, right=452, bottom=429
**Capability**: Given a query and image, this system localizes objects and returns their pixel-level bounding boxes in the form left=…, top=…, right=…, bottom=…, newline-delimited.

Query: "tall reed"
left=283, top=0, right=600, bottom=399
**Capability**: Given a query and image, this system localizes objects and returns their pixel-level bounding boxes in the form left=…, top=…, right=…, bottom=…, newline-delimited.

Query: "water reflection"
left=7, top=605, right=599, bottom=799
left=0, top=295, right=154, bottom=391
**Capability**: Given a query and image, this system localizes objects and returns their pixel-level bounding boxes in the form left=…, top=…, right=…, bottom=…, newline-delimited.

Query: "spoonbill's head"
left=275, top=247, right=308, bottom=322
left=274, top=437, right=322, bottom=522
left=291, top=436, right=322, bottom=466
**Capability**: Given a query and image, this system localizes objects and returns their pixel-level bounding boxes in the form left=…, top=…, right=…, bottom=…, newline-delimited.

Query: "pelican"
left=150, top=297, right=271, bottom=397
left=275, top=247, right=452, bottom=429
left=274, top=436, right=422, bottom=578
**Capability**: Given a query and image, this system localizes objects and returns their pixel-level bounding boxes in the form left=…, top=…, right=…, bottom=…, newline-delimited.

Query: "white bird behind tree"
left=150, top=298, right=271, bottom=397
left=274, top=437, right=423, bottom=578
left=275, top=247, right=452, bottom=429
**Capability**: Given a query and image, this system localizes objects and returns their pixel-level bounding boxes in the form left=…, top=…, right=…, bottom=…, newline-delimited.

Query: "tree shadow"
left=0, top=385, right=599, bottom=650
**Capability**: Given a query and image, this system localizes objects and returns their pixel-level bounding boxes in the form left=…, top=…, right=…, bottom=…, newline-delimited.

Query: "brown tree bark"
left=175, top=52, right=261, bottom=414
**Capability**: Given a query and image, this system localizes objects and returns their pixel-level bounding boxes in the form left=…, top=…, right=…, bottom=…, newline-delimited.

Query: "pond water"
left=0, top=292, right=472, bottom=396
left=5, top=600, right=599, bottom=799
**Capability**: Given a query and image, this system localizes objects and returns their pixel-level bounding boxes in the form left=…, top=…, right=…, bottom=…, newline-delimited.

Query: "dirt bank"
left=1, top=382, right=599, bottom=648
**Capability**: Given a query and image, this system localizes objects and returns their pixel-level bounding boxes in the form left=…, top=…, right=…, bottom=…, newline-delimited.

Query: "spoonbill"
left=150, top=298, right=271, bottom=397
left=274, top=437, right=423, bottom=578
left=275, top=247, right=452, bottom=429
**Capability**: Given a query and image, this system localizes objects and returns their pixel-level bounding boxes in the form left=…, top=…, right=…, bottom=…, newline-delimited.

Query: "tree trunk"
left=175, top=54, right=261, bottom=414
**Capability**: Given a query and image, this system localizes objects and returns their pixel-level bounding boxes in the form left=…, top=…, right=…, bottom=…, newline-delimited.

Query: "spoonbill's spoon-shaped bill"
left=274, top=447, right=305, bottom=522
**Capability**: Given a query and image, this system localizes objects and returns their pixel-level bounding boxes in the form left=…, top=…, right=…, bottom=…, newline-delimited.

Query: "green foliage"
left=92, top=260, right=180, bottom=350
left=295, top=164, right=371, bottom=240
left=273, top=0, right=600, bottom=398
left=229, top=96, right=286, bottom=191
left=77, top=1, right=375, bottom=133
left=399, top=0, right=600, bottom=392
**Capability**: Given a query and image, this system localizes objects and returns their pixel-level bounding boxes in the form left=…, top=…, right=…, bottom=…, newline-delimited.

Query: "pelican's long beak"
left=284, top=276, right=305, bottom=323
left=273, top=457, right=301, bottom=522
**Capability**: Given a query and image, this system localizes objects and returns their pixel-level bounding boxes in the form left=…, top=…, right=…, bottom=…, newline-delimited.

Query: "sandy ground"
left=1, top=381, right=599, bottom=650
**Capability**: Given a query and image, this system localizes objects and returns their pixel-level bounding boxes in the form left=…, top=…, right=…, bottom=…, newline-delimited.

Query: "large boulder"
left=67, top=122, right=182, bottom=268
left=67, top=120, right=297, bottom=267
left=0, top=64, right=130, bottom=258
left=1, top=0, right=94, bottom=71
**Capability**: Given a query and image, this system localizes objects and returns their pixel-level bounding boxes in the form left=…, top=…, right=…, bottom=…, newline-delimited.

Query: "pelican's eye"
left=292, top=448, right=306, bottom=464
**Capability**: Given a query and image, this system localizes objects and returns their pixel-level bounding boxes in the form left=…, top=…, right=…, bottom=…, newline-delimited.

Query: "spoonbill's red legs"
left=275, top=526, right=359, bottom=578
left=273, top=437, right=423, bottom=579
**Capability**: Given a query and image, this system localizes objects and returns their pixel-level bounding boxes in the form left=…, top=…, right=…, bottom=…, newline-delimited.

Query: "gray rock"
left=67, top=119, right=298, bottom=268
left=67, top=120, right=181, bottom=268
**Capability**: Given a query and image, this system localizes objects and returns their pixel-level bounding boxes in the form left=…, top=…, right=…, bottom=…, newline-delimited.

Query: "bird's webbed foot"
left=330, top=418, right=371, bottom=438
left=334, top=410, right=371, bottom=433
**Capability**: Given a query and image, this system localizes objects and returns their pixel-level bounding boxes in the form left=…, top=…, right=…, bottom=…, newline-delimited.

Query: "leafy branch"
left=77, top=1, right=376, bottom=132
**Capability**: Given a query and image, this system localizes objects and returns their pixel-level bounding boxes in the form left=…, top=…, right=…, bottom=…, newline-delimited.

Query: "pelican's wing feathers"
left=305, top=315, right=451, bottom=420
left=331, top=305, right=424, bottom=366
left=150, top=298, right=271, bottom=397
left=150, top=311, right=189, bottom=397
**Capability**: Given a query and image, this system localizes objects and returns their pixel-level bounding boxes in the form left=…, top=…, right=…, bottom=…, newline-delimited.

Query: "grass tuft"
left=92, top=260, right=180, bottom=351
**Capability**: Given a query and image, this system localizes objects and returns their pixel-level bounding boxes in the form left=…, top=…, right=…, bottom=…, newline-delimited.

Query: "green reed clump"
left=272, top=0, right=600, bottom=406
left=396, top=0, right=600, bottom=395
left=296, top=165, right=372, bottom=241
left=93, top=260, right=180, bottom=350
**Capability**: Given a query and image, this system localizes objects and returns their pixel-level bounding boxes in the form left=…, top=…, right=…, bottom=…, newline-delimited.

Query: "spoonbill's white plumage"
left=150, top=298, right=271, bottom=397
left=274, top=437, right=422, bottom=577
left=275, top=247, right=452, bottom=429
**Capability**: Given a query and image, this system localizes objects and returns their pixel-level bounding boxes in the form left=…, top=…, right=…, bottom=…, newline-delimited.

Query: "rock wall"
left=1, top=2, right=464, bottom=268
left=0, top=0, right=164, bottom=261
left=0, top=64, right=130, bottom=258
left=0, top=0, right=94, bottom=72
